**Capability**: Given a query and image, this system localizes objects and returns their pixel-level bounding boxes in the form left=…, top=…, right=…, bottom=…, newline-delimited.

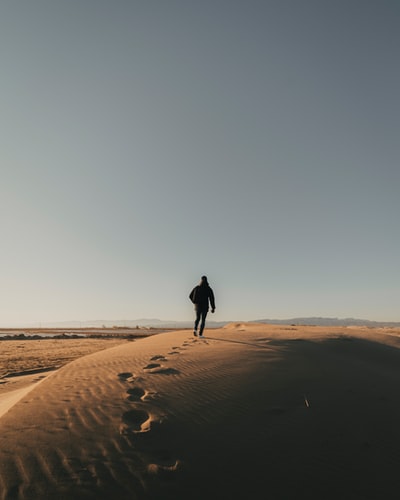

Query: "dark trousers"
left=194, top=307, right=208, bottom=335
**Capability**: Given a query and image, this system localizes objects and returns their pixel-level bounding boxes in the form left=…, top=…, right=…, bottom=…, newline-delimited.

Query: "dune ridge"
left=1, top=324, right=400, bottom=499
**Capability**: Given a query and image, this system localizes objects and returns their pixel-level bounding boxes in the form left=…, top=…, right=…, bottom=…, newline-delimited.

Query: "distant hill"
left=252, top=317, right=400, bottom=327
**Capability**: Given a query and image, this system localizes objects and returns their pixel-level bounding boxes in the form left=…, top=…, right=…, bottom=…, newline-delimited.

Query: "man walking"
left=189, top=276, right=216, bottom=337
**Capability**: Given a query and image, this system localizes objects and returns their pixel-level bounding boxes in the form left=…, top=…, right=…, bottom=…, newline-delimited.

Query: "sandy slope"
left=1, top=324, right=400, bottom=499
left=0, top=339, right=129, bottom=420
left=0, top=338, right=129, bottom=382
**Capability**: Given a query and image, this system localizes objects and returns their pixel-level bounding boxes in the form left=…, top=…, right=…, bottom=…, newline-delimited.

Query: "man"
left=189, top=275, right=216, bottom=337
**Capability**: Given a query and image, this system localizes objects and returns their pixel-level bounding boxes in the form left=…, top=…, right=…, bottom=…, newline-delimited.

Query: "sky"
left=0, top=0, right=399, bottom=326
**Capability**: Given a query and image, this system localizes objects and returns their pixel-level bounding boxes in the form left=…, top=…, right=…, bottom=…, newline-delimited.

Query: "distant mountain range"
left=252, top=317, right=400, bottom=327
left=14, top=317, right=400, bottom=329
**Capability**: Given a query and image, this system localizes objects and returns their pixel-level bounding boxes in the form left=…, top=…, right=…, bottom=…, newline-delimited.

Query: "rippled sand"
left=1, top=324, right=400, bottom=499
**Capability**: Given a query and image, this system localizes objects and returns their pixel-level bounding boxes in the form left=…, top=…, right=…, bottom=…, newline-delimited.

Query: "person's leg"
left=199, top=309, right=208, bottom=336
left=194, top=307, right=201, bottom=334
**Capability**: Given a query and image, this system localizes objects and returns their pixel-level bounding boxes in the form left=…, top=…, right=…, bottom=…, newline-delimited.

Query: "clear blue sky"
left=1, top=1, right=399, bottom=325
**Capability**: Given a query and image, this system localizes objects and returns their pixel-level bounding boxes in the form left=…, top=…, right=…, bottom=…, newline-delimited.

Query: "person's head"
left=200, top=275, right=208, bottom=285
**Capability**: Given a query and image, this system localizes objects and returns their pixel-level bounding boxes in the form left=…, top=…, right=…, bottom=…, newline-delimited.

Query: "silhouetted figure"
left=189, top=276, right=216, bottom=337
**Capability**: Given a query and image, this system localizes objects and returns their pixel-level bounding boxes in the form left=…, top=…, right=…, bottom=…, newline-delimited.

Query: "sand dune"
left=1, top=324, right=400, bottom=499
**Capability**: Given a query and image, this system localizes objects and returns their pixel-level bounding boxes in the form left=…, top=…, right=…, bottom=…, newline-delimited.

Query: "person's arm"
left=209, top=288, right=215, bottom=312
left=189, top=287, right=197, bottom=303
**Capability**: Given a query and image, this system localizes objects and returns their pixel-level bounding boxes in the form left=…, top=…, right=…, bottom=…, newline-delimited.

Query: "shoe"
left=193, top=331, right=197, bottom=336
left=198, top=334, right=203, bottom=338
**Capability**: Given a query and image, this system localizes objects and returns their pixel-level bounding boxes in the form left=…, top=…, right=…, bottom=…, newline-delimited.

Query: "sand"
left=1, top=323, right=400, bottom=499
left=0, top=338, right=130, bottom=421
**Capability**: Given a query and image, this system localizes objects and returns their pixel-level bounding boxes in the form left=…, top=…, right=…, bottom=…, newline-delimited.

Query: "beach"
left=1, top=323, right=400, bottom=499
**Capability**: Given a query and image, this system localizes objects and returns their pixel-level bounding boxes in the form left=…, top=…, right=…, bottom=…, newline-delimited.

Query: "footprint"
left=168, top=346, right=183, bottom=356
left=147, top=455, right=180, bottom=476
left=126, top=387, right=146, bottom=402
left=118, top=372, right=134, bottom=380
left=121, top=409, right=151, bottom=434
left=148, top=367, right=180, bottom=376
left=150, top=355, right=167, bottom=361
left=144, top=363, right=161, bottom=370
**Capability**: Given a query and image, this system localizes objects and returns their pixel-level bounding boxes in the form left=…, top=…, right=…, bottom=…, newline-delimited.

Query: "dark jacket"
left=189, top=284, right=215, bottom=311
